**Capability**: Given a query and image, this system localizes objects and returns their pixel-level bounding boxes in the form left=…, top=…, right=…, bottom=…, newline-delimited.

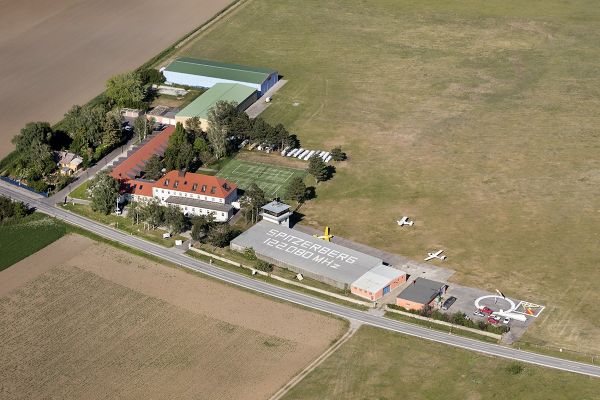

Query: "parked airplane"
left=397, top=216, right=414, bottom=227
left=424, top=250, right=446, bottom=261
left=314, top=226, right=334, bottom=242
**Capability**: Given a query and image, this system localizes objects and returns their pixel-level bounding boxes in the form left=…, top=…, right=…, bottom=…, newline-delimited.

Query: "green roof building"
left=163, top=57, right=278, bottom=95
left=175, top=83, right=258, bottom=129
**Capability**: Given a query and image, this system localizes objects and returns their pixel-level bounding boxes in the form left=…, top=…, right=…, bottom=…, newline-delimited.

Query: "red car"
left=480, top=306, right=493, bottom=315
left=487, top=316, right=500, bottom=325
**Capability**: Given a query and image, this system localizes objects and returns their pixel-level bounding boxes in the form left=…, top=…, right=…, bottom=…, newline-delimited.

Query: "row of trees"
left=190, top=214, right=240, bottom=247
left=128, top=200, right=186, bottom=234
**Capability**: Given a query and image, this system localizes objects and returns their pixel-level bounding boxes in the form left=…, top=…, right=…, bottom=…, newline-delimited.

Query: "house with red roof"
left=123, top=170, right=238, bottom=222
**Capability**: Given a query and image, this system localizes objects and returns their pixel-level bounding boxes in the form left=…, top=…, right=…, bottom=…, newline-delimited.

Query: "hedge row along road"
left=1, top=181, right=599, bottom=379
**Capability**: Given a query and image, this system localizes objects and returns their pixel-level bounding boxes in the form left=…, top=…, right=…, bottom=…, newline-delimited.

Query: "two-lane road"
left=2, top=182, right=599, bottom=379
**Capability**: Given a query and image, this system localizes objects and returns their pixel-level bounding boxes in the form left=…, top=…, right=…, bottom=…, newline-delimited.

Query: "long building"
left=231, top=208, right=407, bottom=301
left=163, top=57, right=278, bottom=95
left=125, top=170, right=238, bottom=222
left=175, top=83, right=257, bottom=129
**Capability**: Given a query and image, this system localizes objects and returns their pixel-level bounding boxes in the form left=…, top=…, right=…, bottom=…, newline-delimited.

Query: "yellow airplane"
left=314, top=226, right=334, bottom=242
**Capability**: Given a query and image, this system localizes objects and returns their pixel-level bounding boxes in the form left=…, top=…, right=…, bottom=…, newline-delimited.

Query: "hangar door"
left=383, top=285, right=391, bottom=295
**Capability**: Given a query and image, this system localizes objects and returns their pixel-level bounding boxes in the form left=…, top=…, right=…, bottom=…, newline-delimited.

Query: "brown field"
left=0, top=0, right=233, bottom=158
left=0, top=235, right=345, bottom=400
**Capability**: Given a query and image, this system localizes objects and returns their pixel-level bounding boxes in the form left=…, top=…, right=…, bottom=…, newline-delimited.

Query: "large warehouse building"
left=175, top=83, right=257, bottom=129
left=163, top=57, right=278, bottom=95
left=231, top=217, right=407, bottom=301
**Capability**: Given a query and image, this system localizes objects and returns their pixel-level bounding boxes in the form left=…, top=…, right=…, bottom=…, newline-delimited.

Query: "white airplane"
left=424, top=250, right=446, bottom=261
left=397, top=216, right=414, bottom=227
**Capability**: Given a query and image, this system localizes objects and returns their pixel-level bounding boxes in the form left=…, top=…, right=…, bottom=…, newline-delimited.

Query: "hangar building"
left=175, top=83, right=257, bottom=129
left=231, top=218, right=406, bottom=300
left=396, top=278, right=448, bottom=311
left=163, top=57, right=278, bottom=95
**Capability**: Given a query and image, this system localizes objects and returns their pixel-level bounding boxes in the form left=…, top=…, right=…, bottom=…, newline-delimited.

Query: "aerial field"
left=0, top=235, right=345, bottom=400
left=282, top=326, right=600, bottom=400
left=217, top=158, right=306, bottom=197
left=175, top=0, right=600, bottom=353
left=0, top=0, right=233, bottom=158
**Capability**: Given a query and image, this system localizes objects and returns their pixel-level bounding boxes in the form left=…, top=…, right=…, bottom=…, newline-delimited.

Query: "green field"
left=174, top=0, right=600, bottom=353
left=0, top=213, right=67, bottom=271
left=282, top=326, right=600, bottom=400
left=216, top=159, right=305, bottom=197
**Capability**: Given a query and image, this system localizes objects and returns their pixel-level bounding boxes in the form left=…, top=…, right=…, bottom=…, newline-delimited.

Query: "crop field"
left=282, top=326, right=600, bottom=400
left=174, top=0, right=600, bottom=353
left=0, top=213, right=66, bottom=271
left=0, top=235, right=346, bottom=400
left=0, top=0, right=233, bottom=158
left=217, top=159, right=305, bottom=197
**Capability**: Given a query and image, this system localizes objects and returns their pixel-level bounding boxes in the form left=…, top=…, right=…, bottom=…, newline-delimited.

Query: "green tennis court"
left=216, top=159, right=305, bottom=197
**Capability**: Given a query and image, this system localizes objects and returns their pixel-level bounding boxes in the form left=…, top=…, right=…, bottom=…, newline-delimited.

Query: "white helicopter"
left=424, top=250, right=447, bottom=261
left=397, top=216, right=414, bottom=227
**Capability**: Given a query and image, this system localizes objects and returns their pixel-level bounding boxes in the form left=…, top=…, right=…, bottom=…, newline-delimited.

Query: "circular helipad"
left=474, top=295, right=516, bottom=312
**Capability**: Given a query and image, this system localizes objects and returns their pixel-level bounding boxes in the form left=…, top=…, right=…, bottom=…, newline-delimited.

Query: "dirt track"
left=0, top=235, right=345, bottom=400
left=0, top=0, right=232, bottom=158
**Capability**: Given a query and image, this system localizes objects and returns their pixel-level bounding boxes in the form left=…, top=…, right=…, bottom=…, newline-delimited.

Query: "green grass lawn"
left=174, top=0, right=600, bottom=354
left=0, top=213, right=67, bottom=271
left=282, top=325, right=600, bottom=400
left=68, top=180, right=91, bottom=200
left=61, top=203, right=185, bottom=247
left=216, top=158, right=305, bottom=197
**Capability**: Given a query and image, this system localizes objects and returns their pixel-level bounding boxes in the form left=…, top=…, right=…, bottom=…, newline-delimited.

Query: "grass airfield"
left=176, top=0, right=600, bottom=353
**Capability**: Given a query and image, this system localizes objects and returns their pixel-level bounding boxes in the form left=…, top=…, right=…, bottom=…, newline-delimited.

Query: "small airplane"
left=314, top=226, right=334, bottom=242
left=424, top=250, right=447, bottom=261
left=397, top=216, right=414, bottom=227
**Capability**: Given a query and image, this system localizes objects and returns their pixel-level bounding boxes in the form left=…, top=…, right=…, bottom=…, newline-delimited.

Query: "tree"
left=307, top=154, right=329, bottom=183
left=206, top=223, right=238, bottom=247
left=164, top=206, right=186, bottom=234
left=25, top=139, right=55, bottom=180
left=185, top=116, right=203, bottom=136
left=89, top=172, right=119, bottom=215
left=134, top=115, right=152, bottom=142
left=164, top=122, right=195, bottom=170
left=127, top=201, right=144, bottom=225
left=63, top=104, right=107, bottom=153
left=330, top=146, right=347, bottom=161
left=101, top=109, right=123, bottom=148
left=241, top=183, right=267, bottom=224
left=191, top=213, right=215, bottom=241
left=284, top=176, right=307, bottom=202
left=138, top=68, right=165, bottom=86
left=106, top=71, right=145, bottom=108
left=141, top=200, right=164, bottom=229
left=143, top=154, right=163, bottom=180
left=206, top=101, right=238, bottom=159
left=0, top=196, right=30, bottom=222
left=12, top=122, right=53, bottom=152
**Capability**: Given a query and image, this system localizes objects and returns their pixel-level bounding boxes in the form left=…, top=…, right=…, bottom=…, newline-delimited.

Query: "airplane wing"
left=424, top=255, right=435, bottom=261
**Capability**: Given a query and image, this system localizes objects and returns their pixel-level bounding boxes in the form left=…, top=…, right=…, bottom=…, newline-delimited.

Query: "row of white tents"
left=281, top=147, right=332, bottom=163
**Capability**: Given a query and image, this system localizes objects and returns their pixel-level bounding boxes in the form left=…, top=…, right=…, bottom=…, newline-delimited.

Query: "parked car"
left=442, top=296, right=457, bottom=310
left=473, top=309, right=485, bottom=317
left=503, top=317, right=511, bottom=325
left=487, top=316, right=500, bottom=325
left=480, top=306, right=493, bottom=315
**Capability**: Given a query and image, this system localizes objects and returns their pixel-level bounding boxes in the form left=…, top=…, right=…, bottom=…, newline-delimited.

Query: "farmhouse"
left=175, top=83, right=258, bottom=129
left=125, top=170, right=238, bottom=222
left=163, top=57, right=278, bottom=95
left=396, top=278, right=448, bottom=311
left=231, top=218, right=406, bottom=299
left=55, top=151, right=83, bottom=175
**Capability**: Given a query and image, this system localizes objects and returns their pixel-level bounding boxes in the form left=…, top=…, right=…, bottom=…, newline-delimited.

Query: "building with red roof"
left=110, top=125, right=175, bottom=181
left=123, top=170, right=238, bottom=222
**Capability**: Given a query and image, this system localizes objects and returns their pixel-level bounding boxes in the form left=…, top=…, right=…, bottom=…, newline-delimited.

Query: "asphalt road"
left=2, top=182, right=599, bottom=379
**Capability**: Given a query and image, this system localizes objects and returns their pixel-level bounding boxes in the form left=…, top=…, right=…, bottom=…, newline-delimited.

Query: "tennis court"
left=217, top=159, right=306, bottom=197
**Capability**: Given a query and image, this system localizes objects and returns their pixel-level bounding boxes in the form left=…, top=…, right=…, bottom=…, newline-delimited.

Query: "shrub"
left=255, top=260, right=273, bottom=273
left=505, top=362, right=524, bottom=375
left=243, top=247, right=257, bottom=260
